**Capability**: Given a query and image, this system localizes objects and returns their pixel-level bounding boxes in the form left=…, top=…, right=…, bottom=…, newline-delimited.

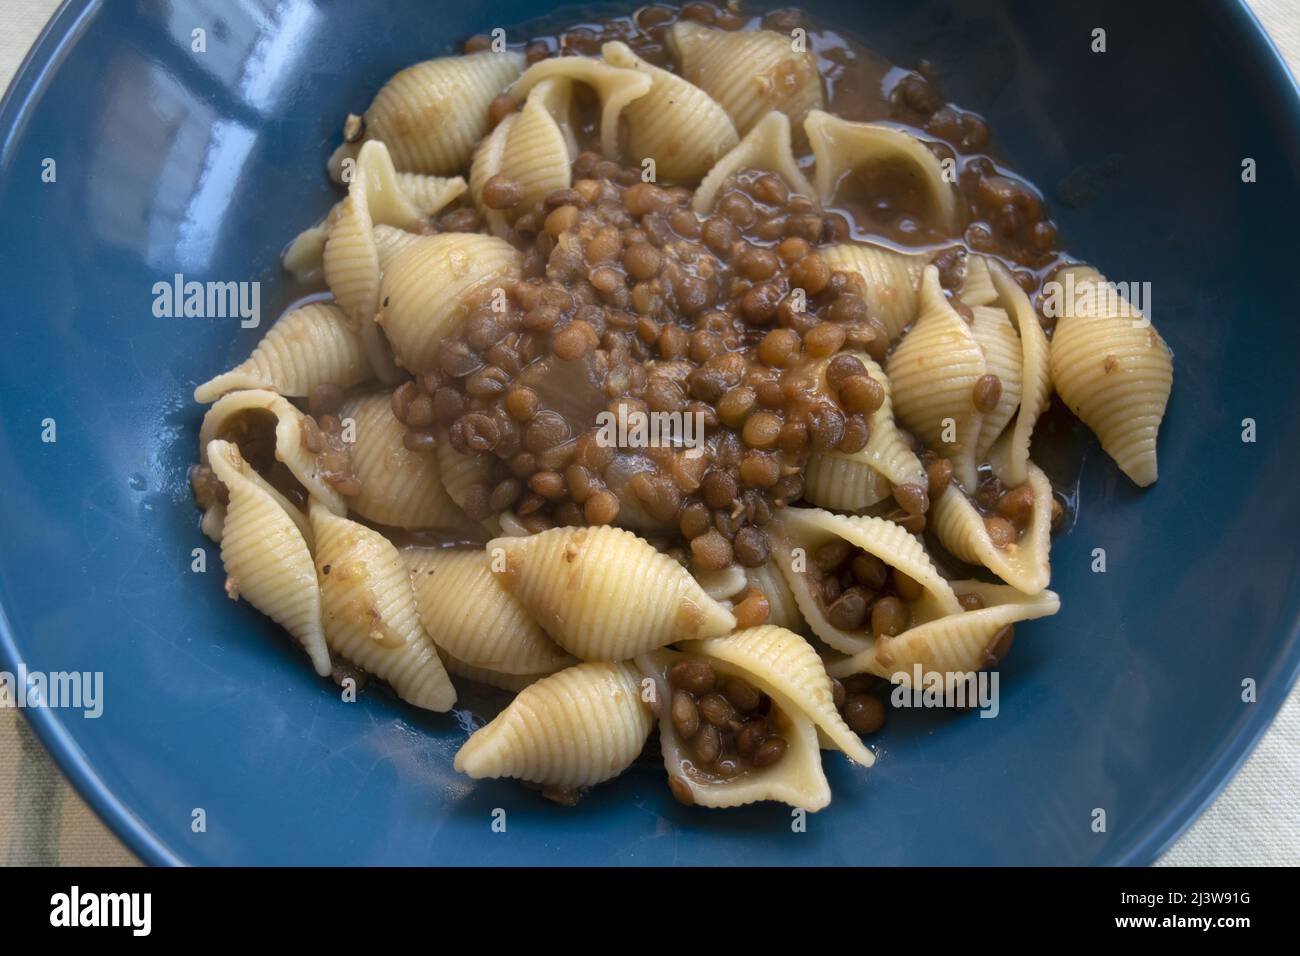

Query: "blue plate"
left=2, top=0, right=1299, bottom=866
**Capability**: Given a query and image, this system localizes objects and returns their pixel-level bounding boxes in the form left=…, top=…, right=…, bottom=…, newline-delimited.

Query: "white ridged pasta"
left=958, top=253, right=998, bottom=307
left=692, top=563, right=749, bottom=602
left=828, top=583, right=1060, bottom=683
left=686, top=626, right=874, bottom=766
left=638, top=647, right=830, bottom=811
left=929, top=458, right=1054, bottom=593
left=376, top=233, right=521, bottom=374
left=819, top=242, right=928, bottom=341
left=207, top=440, right=331, bottom=677
left=669, top=22, right=824, bottom=136
left=439, top=651, right=545, bottom=693
left=970, top=303, right=1023, bottom=459
left=404, top=547, right=574, bottom=675
left=887, top=265, right=987, bottom=489
left=371, top=224, right=423, bottom=272
left=282, top=221, right=329, bottom=284
left=770, top=507, right=961, bottom=655
left=453, top=661, right=654, bottom=787
left=745, top=560, right=804, bottom=633
left=601, top=41, right=739, bottom=182
left=359, top=51, right=524, bottom=175
left=309, top=502, right=456, bottom=711
left=340, top=390, right=481, bottom=532
left=1048, top=266, right=1172, bottom=486
left=470, top=78, right=573, bottom=236
left=805, top=109, right=959, bottom=231
left=488, top=525, right=736, bottom=660
left=323, top=141, right=426, bottom=328
left=804, top=353, right=925, bottom=512
left=393, top=172, right=467, bottom=219
left=988, top=259, right=1051, bottom=486
left=193, top=303, right=371, bottom=404
left=693, top=111, right=816, bottom=213
left=199, top=388, right=347, bottom=516
left=432, top=430, right=502, bottom=535
left=509, top=54, right=652, bottom=160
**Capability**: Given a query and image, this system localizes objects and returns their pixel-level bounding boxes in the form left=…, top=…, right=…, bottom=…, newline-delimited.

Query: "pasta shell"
left=827, top=582, right=1060, bottom=682
left=393, top=172, right=467, bottom=219
left=819, top=242, right=928, bottom=341
left=685, top=626, right=874, bottom=766
left=601, top=41, right=739, bottom=182
left=487, top=525, right=736, bottom=660
left=310, top=502, right=456, bottom=711
left=439, top=651, right=545, bottom=693
left=323, top=141, right=424, bottom=328
left=1048, top=266, right=1172, bottom=486
left=453, top=661, right=654, bottom=787
left=470, top=78, right=573, bottom=236
left=376, top=233, right=521, bottom=374
left=207, top=440, right=331, bottom=677
left=193, top=303, right=371, bottom=404
left=340, top=390, right=481, bottom=533
left=403, top=547, right=574, bottom=675
left=958, top=252, right=998, bottom=307
left=433, top=429, right=502, bottom=535
left=887, top=265, right=987, bottom=489
left=745, top=559, right=804, bottom=633
left=770, top=507, right=961, bottom=655
left=510, top=55, right=652, bottom=160
left=988, top=259, right=1051, bottom=486
left=669, top=22, right=823, bottom=136
left=693, top=563, right=749, bottom=602
left=805, top=109, right=959, bottom=231
left=804, top=352, right=925, bottom=512
left=199, top=388, right=346, bottom=516
left=638, top=647, right=830, bottom=811
left=282, top=222, right=329, bottom=284
left=372, top=224, right=422, bottom=272
left=929, top=458, right=1053, bottom=593
left=970, top=303, right=1023, bottom=460
left=693, top=111, right=816, bottom=213
left=361, top=51, right=525, bottom=175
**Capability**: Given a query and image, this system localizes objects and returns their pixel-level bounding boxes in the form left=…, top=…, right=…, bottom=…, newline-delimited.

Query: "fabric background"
left=0, top=0, right=1296, bottom=867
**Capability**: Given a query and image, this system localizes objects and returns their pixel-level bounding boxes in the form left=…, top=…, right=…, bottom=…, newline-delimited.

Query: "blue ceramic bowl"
left=2, top=0, right=1298, bottom=866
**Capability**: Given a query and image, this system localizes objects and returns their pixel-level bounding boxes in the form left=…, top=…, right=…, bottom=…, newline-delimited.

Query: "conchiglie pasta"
left=207, top=440, right=331, bottom=677
left=376, top=233, right=521, bottom=374
left=770, top=507, right=961, bottom=655
left=745, top=559, right=804, bottom=633
left=970, top=303, right=1023, bottom=460
left=340, top=390, right=481, bottom=532
left=282, top=221, right=329, bottom=284
left=439, top=651, right=545, bottom=693
left=988, top=258, right=1051, bottom=486
left=693, top=111, right=815, bottom=213
left=1048, top=266, right=1172, bottom=486
left=433, top=431, right=501, bottom=535
left=310, top=502, right=456, bottom=711
left=827, top=583, right=1060, bottom=684
left=509, top=54, right=652, bottom=160
left=602, top=41, right=739, bottom=182
left=488, top=525, right=736, bottom=660
left=453, top=661, right=654, bottom=788
left=929, top=459, right=1054, bottom=594
left=371, top=224, right=422, bottom=272
left=199, top=388, right=347, bottom=516
left=669, top=22, right=824, bottom=135
left=193, top=303, right=371, bottom=404
left=356, top=51, right=524, bottom=175
left=819, top=242, right=928, bottom=341
left=684, top=627, right=874, bottom=766
left=887, top=265, right=987, bottom=490
left=403, top=547, right=574, bottom=676
left=469, top=78, right=573, bottom=235
left=803, top=353, right=925, bottom=512
left=805, top=109, right=959, bottom=231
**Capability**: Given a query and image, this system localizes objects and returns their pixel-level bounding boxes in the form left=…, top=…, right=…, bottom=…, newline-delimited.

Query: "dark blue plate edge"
left=0, top=0, right=1296, bottom=869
